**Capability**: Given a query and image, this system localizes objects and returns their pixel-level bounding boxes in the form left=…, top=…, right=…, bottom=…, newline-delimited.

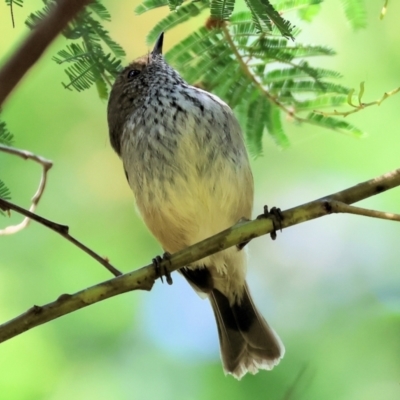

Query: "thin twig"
left=0, top=167, right=399, bottom=343
left=0, top=0, right=92, bottom=107
left=313, top=86, right=400, bottom=118
left=0, top=198, right=122, bottom=277
left=0, top=144, right=52, bottom=235
left=329, top=200, right=400, bottom=221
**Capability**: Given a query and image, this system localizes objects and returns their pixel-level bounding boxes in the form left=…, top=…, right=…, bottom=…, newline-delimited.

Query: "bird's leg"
left=152, top=252, right=173, bottom=285
left=257, top=206, right=284, bottom=240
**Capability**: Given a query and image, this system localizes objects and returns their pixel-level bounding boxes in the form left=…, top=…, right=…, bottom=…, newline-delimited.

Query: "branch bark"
left=0, top=0, right=92, bottom=107
left=0, top=167, right=399, bottom=343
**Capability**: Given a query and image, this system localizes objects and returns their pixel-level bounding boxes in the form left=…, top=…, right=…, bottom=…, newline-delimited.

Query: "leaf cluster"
left=0, top=180, right=11, bottom=216
left=152, top=6, right=360, bottom=156
left=0, top=121, right=14, bottom=146
left=25, top=0, right=125, bottom=99
left=2, top=0, right=378, bottom=155
left=0, top=120, right=13, bottom=215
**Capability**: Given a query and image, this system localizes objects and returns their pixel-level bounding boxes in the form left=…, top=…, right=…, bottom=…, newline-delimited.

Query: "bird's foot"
left=257, top=206, right=284, bottom=240
left=153, top=252, right=173, bottom=285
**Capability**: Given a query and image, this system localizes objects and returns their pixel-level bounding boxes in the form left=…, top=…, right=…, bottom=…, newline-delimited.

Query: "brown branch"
left=221, top=25, right=304, bottom=123
left=0, top=144, right=52, bottom=235
left=0, top=198, right=122, bottom=277
left=0, top=0, right=92, bottom=107
left=0, top=167, right=399, bottom=343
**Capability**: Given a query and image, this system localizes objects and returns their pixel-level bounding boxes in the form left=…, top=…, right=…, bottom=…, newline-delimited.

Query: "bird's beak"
left=152, top=32, right=164, bottom=56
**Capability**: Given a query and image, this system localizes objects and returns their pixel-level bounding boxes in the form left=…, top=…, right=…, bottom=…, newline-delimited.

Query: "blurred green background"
left=1, top=1, right=400, bottom=399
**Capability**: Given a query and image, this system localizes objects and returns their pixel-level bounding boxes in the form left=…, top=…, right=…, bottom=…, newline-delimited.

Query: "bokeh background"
left=1, top=1, right=400, bottom=399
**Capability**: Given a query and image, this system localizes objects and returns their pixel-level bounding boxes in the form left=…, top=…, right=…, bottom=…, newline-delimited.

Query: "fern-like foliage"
left=0, top=180, right=11, bottom=200
left=340, top=0, right=367, bottom=29
left=135, top=0, right=170, bottom=14
left=10, top=0, right=371, bottom=154
left=26, top=0, right=124, bottom=99
left=5, top=0, right=24, bottom=27
left=244, top=0, right=294, bottom=38
left=144, top=0, right=210, bottom=45
left=0, top=121, right=14, bottom=145
left=165, top=8, right=361, bottom=155
left=0, top=179, right=11, bottom=216
left=210, top=0, right=236, bottom=21
left=136, top=0, right=294, bottom=39
left=0, top=119, right=13, bottom=213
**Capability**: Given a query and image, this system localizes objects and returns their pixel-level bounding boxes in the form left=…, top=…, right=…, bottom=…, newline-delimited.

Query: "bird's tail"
left=209, top=283, right=284, bottom=380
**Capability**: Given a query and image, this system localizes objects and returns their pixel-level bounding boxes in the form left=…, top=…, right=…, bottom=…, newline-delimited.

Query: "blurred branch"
left=0, top=198, right=122, bottom=277
left=282, top=363, right=311, bottom=400
left=0, top=144, right=52, bottom=235
left=0, top=167, right=399, bottom=343
left=0, top=0, right=92, bottom=107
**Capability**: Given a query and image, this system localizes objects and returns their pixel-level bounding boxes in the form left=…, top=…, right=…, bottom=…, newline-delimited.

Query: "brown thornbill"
left=107, top=32, right=284, bottom=379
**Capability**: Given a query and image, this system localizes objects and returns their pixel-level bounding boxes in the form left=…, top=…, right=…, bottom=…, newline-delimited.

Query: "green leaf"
left=273, top=0, right=322, bottom=12
left=0, top=121, right=14, bottom=145
left=26, top=0, right=124, bottom=97
left=298, top=3, right=321, bottom=22
left=270, top=0, right=323, bottom=21
left=265, top=105, right=290, bottom=148
left=135, top=0, right=170, bottom=15
left=146, top=0, right=209, bottom=45
left=293, top=94, right=348, bottom=111
left=240, top=39, right=335, bottom=62
left=243, top=0, right=294, bottom=38
left=61, top=56, right=97, bottom=92
left=88, top=0, right=111, bottom=21
left=165, top=10, right=355, bottom=152
left=306, top=112, right=364, bottom=137
left=269, top=80, right=350, bottom=96
left=168, top=0, right=184, bottom=11
left=0, top=179, right=11, bottom=216
left=246, top=95, right=270, bottom=157
left=0, top=180, right=11, bottom=200
left=95, top=76, right=109, bottom=100
left=86, top=17, right=126, bottom=57
left=243, top=0, right=273, bottom=32
left=340, top=0, right=367, bottom=30
left=210, top=0, right=236, bottom=20
left=52, top=43, right=90, bottom=64
left=263, top=66, right=342, bottom=84
left=227, top=74, right=254, bottom=108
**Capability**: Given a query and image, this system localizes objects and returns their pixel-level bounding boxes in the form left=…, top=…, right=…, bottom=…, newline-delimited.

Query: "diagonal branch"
left=0, top=197, right=122, bottom=277
left=0, top=167, right=399, bottom=343
left=0, top=0, right=92, bottom=107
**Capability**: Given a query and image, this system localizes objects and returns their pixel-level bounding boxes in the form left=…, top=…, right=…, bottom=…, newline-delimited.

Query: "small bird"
left=107, top=32, right=284, bottom=379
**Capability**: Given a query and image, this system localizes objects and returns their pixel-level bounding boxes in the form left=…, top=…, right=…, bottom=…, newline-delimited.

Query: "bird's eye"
left=127, top=69, right=141, bottom=79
